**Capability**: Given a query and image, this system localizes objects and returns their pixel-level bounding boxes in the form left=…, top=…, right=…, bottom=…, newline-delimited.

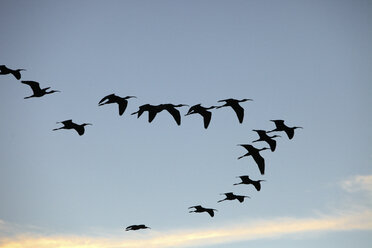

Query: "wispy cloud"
left=341, top=175, right=372, bottom=193
left=1, top=210, right=372, bottom=248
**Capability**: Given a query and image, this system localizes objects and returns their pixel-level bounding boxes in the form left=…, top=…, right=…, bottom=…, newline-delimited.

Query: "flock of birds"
left=1, top=64, right=303, bottom=231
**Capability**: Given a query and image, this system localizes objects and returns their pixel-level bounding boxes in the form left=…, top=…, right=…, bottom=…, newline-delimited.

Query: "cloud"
left=341, top=175, right=372, bottom=193
left=0, top=210, right=371, bottom=248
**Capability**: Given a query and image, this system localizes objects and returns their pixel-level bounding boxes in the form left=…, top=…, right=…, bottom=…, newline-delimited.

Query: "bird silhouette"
left=215, top=98, right=252, bottom=123
left=252, top=129, right=281, bottom=152
left=125, top=224, right=150, bottom=231
left=185, top=104, right=216, bottom=129
left=0, top=65, right=25, bottom=80
left=53, top=120, right=92, bottom=136
left=21, top=81, right=60, bottom=99
left=157, top=103, right=189, bottom=125
left=237, top=144, right=269, bottom=175
left=188, top=205, right=217, bottom=217
left=218, top=192, right=250, bottom=203
left=98, top=94, right=136, bottom=116
left=233, top=175, right=265, bottom=191
left=131, top=104, right=162, bottom=123
left=267, top=120, right=303, bottom=139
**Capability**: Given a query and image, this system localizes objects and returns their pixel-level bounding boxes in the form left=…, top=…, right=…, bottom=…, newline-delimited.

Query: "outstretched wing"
left=206, top=208, right=215, bottom=217
left=266, top=137, right=276, bottom=151
left=284, top=128, right=295, bottom=139
left=148, top=109, right=159, bottom=123
left=118, top=101, right=128, bottom=116
left=188, top=205, right=201, bottom=209
left=74, top=125, right=85, bottom=136
left=252, top=181, right=261, bottom=191
left=201, top=111, right=212, bottom=129
left=61, top=119, right=74, bottom=125
left=21, top=81, right=42, bottom=93
left=98, top=94, right=115, bottom=105
left=252, top=153, right=265, bottom=175
left=230, top=103, right=244, bottom=123
left=165, top=107, right=181, bottom=125
left=12, top=70, right=22, bottom=80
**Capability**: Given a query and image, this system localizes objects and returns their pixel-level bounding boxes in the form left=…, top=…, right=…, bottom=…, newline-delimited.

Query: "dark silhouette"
left=218, top=192, right=250, bottom=203
left=157, top=103, right=189, bottom=125
left=131, top=104, right=162, bottom=123
left=125, top=224, right=150, bottom=231
left=0, top=65, right=25, bottom=80
left=234, top=175, right=265, bottom=191
left=237, top=144, right=269, bottom=175
left=21, top=81, right=60, bottom=99
left=215, top=98, right=252, bottom=123
left=98, top=94, right=136, bottom=116
left=53, top=120, right=92, bottom=136
left=252, top=129, right=281, bottom=152
left=268, top=120, right=303, bottom=139
left=188, top=205, right=217, bottom=217
left=185, top=104, right=216, bottom=129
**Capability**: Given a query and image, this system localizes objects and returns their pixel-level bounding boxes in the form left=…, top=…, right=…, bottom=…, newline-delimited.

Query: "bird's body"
left=218, top=192, right=250, bottom=203
left=185, top=104, right=216, bottom=129
left=125, top=224, right=150, bottom=231
left=98, top=94, right=136, bottom=116
left=238, top=144, right=269, bottom=175
left=189, top=205, right=217, bottom=217
left=0, top=65, right=25, bottom=80
left=252, top=129, right=280, bottom=152
left=268, top=120, right=302, bottom=139
left=21, top=80, right=60, bottom=99
left=234, top=175, right=265, bottom=191
left=53, top=120, right=92, bottom=136
left=216, top=98, right=252, bottom=123
left=158, top=103, right=189, bottom=125
left=131, top=104, right=163, bottom=123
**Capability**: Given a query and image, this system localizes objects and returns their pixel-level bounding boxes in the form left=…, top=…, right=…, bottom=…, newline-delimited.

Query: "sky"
left=0, top=0, right=371, bottom=247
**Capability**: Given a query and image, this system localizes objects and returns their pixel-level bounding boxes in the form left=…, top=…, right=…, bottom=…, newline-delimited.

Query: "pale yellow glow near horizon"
left=1, top=210, right=372, bottom=248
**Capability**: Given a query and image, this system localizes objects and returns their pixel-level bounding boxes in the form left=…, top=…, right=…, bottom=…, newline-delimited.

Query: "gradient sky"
left=0, top=0, right=371, bottom=247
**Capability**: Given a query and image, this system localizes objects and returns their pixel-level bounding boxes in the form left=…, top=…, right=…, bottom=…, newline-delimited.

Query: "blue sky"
left=0, top=0, right=371, bottom=247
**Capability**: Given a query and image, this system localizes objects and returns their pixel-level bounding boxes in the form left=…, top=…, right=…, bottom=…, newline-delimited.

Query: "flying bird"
left=125, top=224, right=150, bottom=231
left=234, top=175, right=265, bottom=191
left=185, top=104, right=216, bottom=129
left=158, top=103, right=189, bottom=125
left=98, top=94, right=136, bottom=116
left=237, top=144, right=269, bottom=175
left=252, top=129, right=281, bottom=152
left=0, top=65, right=25, bottom=80
left=215, top=98, right=252, bottom=123
left=53, top=120, right=92, bottom=136
left=131, top=104, right=162, bottom=123
left=188, top=205, right=217, bottom=217
left=268, top=120, right=303, bottom=139
left=218, top=192, right=250, bottom=203
left=21, top=80, right=60, bottom=99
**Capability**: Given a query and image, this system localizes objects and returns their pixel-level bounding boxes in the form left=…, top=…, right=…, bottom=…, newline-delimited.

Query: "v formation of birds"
left=1, top=65, right=303, bottom=231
